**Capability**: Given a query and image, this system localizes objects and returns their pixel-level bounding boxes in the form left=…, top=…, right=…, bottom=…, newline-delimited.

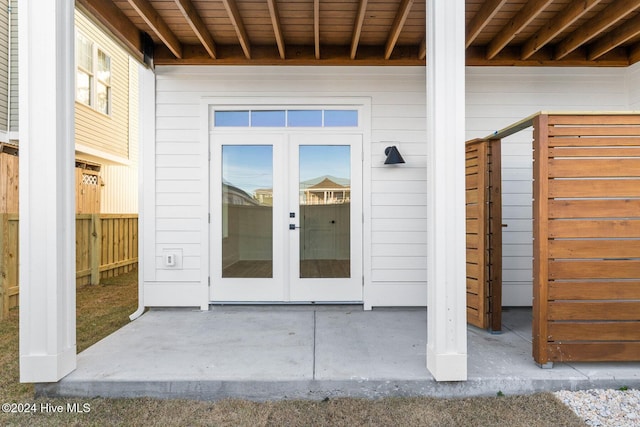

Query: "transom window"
left=75, top=31, right=112, bottom=115
left=214, top=109, right=358, bottom=128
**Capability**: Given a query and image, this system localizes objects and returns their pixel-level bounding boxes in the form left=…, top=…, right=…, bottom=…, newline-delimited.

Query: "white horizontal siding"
left=628, top=63, right=640, bottom=110
left=467, top=66, right=629, bottom=306
left=150, top=65, right=635, bottom=308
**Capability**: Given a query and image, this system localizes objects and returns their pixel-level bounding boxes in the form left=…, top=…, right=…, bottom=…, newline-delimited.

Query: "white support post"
left=19, top=0, right=76, bottom=382
left=425, top=0, right=467, bottom=381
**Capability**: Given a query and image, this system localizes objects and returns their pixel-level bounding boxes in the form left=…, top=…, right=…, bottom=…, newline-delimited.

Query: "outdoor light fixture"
left=384, top=146, right=405, bottom=165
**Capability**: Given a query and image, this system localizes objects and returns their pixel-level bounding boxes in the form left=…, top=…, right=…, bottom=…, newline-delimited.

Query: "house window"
left=214, top=109, right=358, bottom=128
left=75, top=32, right=112, bottom=115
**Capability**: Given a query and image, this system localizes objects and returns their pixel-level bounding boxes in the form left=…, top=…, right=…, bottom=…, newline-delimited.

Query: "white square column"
left=19, top=0, right=76, bottom=382
left=425, top=0, right=467, bottom=381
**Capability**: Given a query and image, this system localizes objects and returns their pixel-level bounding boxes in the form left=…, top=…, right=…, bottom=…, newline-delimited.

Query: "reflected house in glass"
left=301, top=177, right=350, bottom=206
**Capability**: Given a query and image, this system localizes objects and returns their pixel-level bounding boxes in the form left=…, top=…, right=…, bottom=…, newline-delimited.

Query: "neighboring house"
left=74, top=9, right=138, bottom=214
left=0, top=6, right=138, bottom=214
left=0, top=0, right=17, bottom=146
left=18, top=0, right=640, bottom=384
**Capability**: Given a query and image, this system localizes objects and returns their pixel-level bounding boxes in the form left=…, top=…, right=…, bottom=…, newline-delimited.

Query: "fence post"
left=90, top=214, right=101, bottom=285
left=0, top=214, right=6, bottom=319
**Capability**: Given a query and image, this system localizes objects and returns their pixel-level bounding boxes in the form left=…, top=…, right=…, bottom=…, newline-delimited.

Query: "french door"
left=210, top=132, right=362, bottom=302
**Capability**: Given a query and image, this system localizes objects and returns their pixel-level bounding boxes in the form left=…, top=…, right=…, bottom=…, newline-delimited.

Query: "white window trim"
left=75, top=30, right=112, bottom=117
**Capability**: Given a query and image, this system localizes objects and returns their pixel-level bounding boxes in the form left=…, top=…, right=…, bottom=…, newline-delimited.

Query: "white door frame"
left=203, top=97, right=371, bottom=304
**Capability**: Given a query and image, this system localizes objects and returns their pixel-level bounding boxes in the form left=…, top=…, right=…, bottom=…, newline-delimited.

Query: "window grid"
left=214, top=109, right=358, bottom=128
left=75, top=31, right=112, bottom=116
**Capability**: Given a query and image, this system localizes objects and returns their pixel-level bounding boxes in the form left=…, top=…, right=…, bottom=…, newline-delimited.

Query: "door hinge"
left=208, top=277, right=211, bottom=287
left=208, top=213, right=211, bottom=223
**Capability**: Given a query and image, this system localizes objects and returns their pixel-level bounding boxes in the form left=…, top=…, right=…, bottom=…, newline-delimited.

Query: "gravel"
left=554, top=389, right=640, bottom=427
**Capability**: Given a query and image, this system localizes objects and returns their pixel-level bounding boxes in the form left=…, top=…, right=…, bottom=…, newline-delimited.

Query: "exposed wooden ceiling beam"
left=221, top=0, right=251, bottom=59
left=555, top=0, right=640, bottom=60
left=486, top=0, right=554, bottom=60
left=521, top=0, right=602, bottom=60
left=385, top=0, right=414, bottom=60
left=418, top=38, right=426, bottom=60
left=76, top=0, right=143, bottom=60
left=588, top=12, right=640, bottom=60
left=350, top=0, right=369, bottom=59
left=314, top=0, right=320, bottom=59
left=175, top=0, right=216, bottom=59
left=466, top=0, right=508, bottom=48
left=266, top=0, right=286, bottom=60
left=467, top=45, right=629, bottom=66
left=127, top=0, right=182, bottom=58
left=631, top=42, right=640, bottom=64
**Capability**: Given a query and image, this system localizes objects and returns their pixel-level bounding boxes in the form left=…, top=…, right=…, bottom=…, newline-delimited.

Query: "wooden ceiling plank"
left=555, top=0, right=640, bottom=60
left=77, top=0, right=143, bottom=60
left=631, top=42, right=640, bottom=64
left=350, top=0, right=369, bottom=59
left=466, top=0, right=508, bottom=48
left=521, top=0, right=603, bottom=60
left=221, top=0, right=252, bottom=59
left=127, top=0, right=183, bottom=58
left=384, top=0, right=414, bottom=60
left=589, top=12, right=640, bottom=60
left=418, top=37, right=426, bottom=60
left=266, top=0, right=286, bottom=59
left=486, top=0, right=555, bottom=60
left=314, top=0, right=320, bottom=59
left=175, top=0, right=217, bottom=59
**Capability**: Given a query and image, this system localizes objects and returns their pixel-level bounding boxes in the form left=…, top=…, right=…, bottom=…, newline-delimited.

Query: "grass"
left=0, top=270, right=586, bottom=426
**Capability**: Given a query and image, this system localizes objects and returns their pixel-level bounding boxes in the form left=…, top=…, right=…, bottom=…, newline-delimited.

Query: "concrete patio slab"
left=36, top=306, right=640, bottom=401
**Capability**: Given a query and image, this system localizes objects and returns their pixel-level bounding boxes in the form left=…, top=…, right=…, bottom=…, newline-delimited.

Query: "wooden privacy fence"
left=532, top=113, right=640, bottom=364
left=469, top=112, right=640, bottom=365
left=0, top=214, right=138, bottom=318
left=465, top=139, right=502, bottom=332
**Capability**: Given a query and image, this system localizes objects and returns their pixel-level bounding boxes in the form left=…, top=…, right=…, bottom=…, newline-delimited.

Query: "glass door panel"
left=299, top=145, right=351, bottom=278
left=222, top=145, right=273, bottom=278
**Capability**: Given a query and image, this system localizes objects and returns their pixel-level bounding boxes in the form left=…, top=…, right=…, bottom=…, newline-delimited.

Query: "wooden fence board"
left=548, top=199, right=640, bottom=218
left=549, top=260, right=640, bottom=280
left=548, top=159, right=640, bottom=177
left=549, top=239, right=640, bottom=258
left=548, top=126, right=640, bottom=137
left=0, top=152, right=19, bottom=214
left=549, top=179, right=640, bottom=198
left=548, top=220, right=640, bottom=238
left=548, top=322, right=640, bottom=341
left=547, top=115, right=640, bottom=125
left=547, top=342, right=640, bottom=362
left=548, top=147, right=640, bottom=157
left=549, top=137, right=640, bottom=147
left=549, top=281, right=640, bottom=300
left=548, top=301, right=640, bottom=321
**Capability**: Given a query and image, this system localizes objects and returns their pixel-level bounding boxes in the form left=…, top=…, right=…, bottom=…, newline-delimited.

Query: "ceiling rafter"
left=76, top=0, right=143, bottom=60
left=175, top=0, right=216, bottom=59
left=631, top=42, right=640, bottom=64
left=555, top=0, right=640, bottom=60
left=486, top=0, right=554, bottom=60
left=385, top=0, right=415, bottom=60
left=314, top=0, right=320, bottom=59
left=588, top=12, right=640, bottom=60
left=466, top=0, right=508, bottom=48
left=266, top=0, right=286, bottom=60
left=419, top=38, right=426, bottom=60
left=127, top=0, right=182, bottom=58
left=521, top=0, right=603, bottom=60
left=350, top=0, right=369, bottom=59
left=221, top=0, right=251, bottom=59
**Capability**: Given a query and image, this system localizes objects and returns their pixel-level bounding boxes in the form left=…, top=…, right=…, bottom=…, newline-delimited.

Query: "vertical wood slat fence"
left=465, top=139, right=502, bottom=331
left=0, top=214, right=138, bottom=319
left=532, top=114, right=640, bottom=364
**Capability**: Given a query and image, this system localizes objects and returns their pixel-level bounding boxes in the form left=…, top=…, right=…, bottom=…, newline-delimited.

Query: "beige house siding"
left=0, top=0, right=9, bottom=133
left=74, top=9, right=129, bottom=160
left=8, top=0, right=16, bottom=134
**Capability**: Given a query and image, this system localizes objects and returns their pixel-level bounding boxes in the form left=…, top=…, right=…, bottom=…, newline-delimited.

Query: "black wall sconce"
left=384, top=146, right=405, bottom=165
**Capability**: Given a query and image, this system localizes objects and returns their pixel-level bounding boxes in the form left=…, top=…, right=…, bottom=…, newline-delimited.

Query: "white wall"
left=628, top=62, right=640, bottom=110
left=148, top=66, right=428, bottom=307
left=146, top=65, right=635, bottom=308
left=467, top=67, right=630, bottom=305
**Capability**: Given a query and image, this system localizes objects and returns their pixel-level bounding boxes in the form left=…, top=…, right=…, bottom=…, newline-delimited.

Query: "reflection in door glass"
left=222, top=145, right=273, bottom=278
left=299, top=145, right=350, bottom=278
